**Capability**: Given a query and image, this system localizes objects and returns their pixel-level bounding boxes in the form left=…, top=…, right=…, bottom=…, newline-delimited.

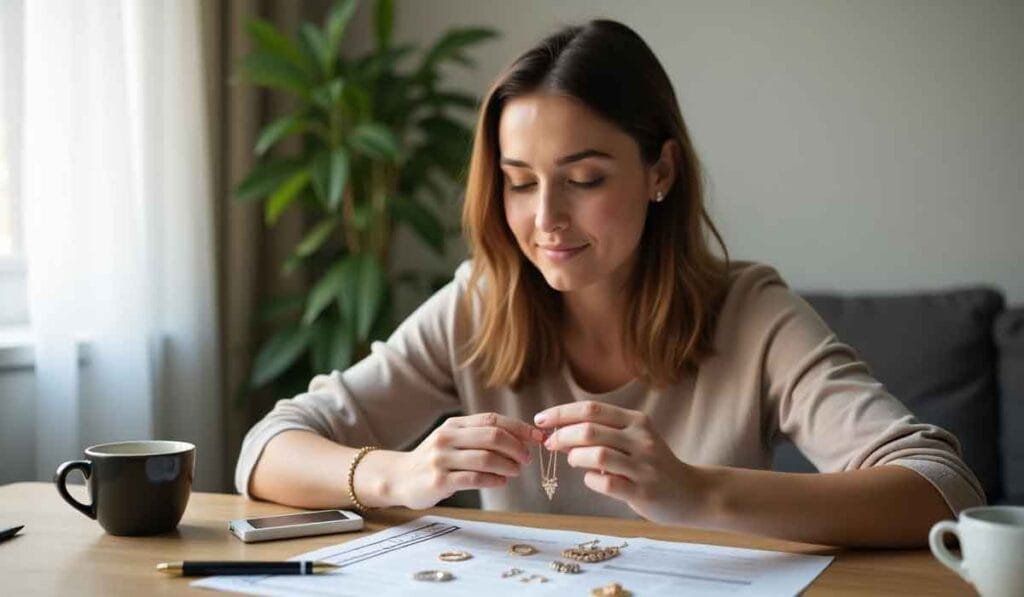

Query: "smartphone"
left=229, top=509, right=364, bottom=543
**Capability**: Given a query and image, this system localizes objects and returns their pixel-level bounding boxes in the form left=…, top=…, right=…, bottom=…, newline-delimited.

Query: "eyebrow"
left=499, top=148, right=614, bottom=168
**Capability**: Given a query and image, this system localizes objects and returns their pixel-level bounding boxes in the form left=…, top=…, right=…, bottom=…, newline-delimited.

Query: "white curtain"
left=21, top=0, right=223, bottom=490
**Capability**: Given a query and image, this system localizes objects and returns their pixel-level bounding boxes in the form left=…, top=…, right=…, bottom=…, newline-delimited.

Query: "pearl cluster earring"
left=653, top=190, right=665, bottom=202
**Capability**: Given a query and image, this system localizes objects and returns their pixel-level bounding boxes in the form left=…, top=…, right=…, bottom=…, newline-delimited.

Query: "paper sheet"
left=193, top=515, right=833, bottom=596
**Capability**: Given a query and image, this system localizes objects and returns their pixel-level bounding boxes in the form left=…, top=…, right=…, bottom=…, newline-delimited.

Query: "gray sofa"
left=773, top=287, right=1024, bottom=506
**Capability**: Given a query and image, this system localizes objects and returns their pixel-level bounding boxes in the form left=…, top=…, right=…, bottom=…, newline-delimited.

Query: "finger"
left=445, top=449, right=522, bottom=477
left=446, top=471, right=508, bottom=492
left=449, top=412, right=545, bottom=444
left=534, top=400, right=639, bottom=430
left=448, top=426, right=532, bottom=465
left=546, top=422, right=634, bottom=454
left=565, top=445, right=633, bottom=479
left=583, top=470, right=635, bottom=501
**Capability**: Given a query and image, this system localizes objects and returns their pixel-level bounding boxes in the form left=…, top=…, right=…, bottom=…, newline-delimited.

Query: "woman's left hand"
left=534, top=400, right=709, bottom=525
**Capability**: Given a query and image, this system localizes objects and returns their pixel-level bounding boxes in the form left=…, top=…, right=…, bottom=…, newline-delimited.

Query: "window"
left=0, top=0, right=28, bottom=327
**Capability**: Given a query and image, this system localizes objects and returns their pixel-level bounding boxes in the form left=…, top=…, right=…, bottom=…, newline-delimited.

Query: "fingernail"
left=544, top=437, right=554, bottom=449
left=534, top=413, right=548, bottom=426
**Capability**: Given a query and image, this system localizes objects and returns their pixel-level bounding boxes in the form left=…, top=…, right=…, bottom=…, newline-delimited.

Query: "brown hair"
left=461, top=19, right=730, bottom=388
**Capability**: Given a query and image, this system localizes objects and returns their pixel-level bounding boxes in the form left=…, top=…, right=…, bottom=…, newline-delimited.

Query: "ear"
left=647, top=139, right=679, bottom=201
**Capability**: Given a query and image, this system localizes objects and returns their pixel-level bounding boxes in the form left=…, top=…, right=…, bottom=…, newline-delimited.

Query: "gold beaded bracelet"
left=346, top=446, right=379, bottom=512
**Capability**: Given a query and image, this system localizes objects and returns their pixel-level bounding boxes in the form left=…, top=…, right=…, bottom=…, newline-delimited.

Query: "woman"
left=237, top=19, right=983, bottom=547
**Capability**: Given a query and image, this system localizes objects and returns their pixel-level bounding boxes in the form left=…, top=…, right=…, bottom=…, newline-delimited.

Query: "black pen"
left=156, top=560, right=340, bottom=576
left=0, top=525, right=23, bottom=543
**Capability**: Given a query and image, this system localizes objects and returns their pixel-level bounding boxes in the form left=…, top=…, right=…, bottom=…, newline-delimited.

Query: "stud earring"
left=653, top=190, right=665, bottom=202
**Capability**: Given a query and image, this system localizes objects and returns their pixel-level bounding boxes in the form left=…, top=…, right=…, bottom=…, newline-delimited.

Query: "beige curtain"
left=201, top=0, right=332, bottom=490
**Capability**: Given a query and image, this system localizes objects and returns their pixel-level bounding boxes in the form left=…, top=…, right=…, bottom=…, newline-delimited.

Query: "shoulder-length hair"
left=461, top=19, right=730, bottom=389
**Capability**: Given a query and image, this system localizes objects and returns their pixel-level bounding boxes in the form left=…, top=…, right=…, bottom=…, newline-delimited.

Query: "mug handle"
left=928, top=520, right=970, bottom=582
left=54, top=460, right=96, bottom=520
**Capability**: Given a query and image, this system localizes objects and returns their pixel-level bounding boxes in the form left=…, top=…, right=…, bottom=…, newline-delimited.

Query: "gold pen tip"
left=156, top=562, right=181, bottom=574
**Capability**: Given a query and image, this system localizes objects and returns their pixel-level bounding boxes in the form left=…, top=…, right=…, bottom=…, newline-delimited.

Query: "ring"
left=508, top=543, right=538, bottom=556
left=438, top=550, right=472, bottom=562
left=413, top=569, right=454, bottom=582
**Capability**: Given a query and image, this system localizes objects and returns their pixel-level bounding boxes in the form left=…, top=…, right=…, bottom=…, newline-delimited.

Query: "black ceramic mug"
left=54, top=440, right=195, bottom=536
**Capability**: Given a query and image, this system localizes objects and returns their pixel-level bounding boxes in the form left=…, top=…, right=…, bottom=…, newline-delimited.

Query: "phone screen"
left=246, top=510, right=350, bottom=529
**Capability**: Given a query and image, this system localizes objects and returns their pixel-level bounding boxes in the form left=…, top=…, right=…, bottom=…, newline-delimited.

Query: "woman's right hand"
left=389, top=412, right=544, bottom=509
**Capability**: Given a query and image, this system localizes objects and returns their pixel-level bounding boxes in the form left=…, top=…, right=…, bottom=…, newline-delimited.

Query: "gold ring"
left=438, top=550, right=472, bottom=562
left=508, top=543, right=538, bottom=556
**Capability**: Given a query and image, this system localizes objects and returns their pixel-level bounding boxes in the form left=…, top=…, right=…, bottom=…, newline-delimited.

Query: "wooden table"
left=0, top=482, right=971, bottom=595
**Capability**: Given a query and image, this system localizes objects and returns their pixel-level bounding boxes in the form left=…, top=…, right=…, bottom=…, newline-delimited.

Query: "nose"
left=534, top=184, right=569, bottom=233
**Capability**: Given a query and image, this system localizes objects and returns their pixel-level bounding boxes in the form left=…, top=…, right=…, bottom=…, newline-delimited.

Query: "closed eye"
left=508, top=182, right=536, bottom=192
left=569, top=177, right=604, bottom=189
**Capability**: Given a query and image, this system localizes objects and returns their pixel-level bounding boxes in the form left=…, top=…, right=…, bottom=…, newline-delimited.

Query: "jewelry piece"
left=346, top=446, right=379, bottom=512
left=653, top=190, right=665, bottom=202
left=591, top=582, right=631, bottom=596
left=508, top=543, right=538, bottom=556
left=519, top=574, right=549, bottom=583
left=539, top=428, right=559, bottom=500
left=550, top=560, right=581, bottom=574
left=438, top=550, right=472, bottom=562
left=413, top=569, right=454, bottom=582
left=500, top=567, right=524, bottom=578
left=562, top=539, right=628, bottom=563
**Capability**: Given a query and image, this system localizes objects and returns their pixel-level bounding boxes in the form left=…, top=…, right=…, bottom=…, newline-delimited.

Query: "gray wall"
left=352, top=0, right=1024, bottom=305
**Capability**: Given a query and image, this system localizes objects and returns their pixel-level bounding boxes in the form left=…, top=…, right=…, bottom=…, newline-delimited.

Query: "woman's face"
left=499, top=93, right=668, bottom=294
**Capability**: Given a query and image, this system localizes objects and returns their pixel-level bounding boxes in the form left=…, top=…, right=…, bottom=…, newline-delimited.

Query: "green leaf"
left=245, top=18, right=307, bottom=73
left=303, top=261, right=347, bottom=325
left=375, top=0, right=394, bottom=50
left=392, top=195, right=445, bottom=255
left=327, top=147, right=350, bottom=211
left=234, top=158, right=304, bottom=201
left=342, top=83, right=372, bottom=123
left=326, top=0, right=359, bottom=57
left=327, top=317, right=355, bottom=371
left=241, top=51, right=311, bottom=95
left=336, top=254, right=386, bottom=342
left=296, top=218, right=339, bottom=258
left=249, top=325, right=316, bottom=388
left=420, top=27, right=498, bottom=74
left=311, top=78, right=345, bottom=111
left=258, top=293, right=306, bottom=323
left=265, top=169, right=311, bottom=225
left=299, top=23, right=331, bottom=77
left=352, top=201, right=373, bottom=231
left=348, top=123, right=401, bottom=161
left=254, top=113, right=306, bottom=156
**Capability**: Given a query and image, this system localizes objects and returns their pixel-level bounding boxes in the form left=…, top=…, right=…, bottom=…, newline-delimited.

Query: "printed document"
left=194, top=515, right=833, bottom=596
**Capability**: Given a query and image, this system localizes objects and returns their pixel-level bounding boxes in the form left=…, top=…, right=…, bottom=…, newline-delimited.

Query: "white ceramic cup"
left=929, top=506, right=1024, bottom=597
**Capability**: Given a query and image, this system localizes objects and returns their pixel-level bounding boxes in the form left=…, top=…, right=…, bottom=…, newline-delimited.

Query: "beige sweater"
left=236, top=261, right=985, bottom=518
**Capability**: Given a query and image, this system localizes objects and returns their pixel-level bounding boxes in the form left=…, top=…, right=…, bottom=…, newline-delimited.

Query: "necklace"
left=539, top=428, right=558, bottom=500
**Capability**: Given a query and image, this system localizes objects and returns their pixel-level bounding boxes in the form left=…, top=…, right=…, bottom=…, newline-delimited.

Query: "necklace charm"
left=538, top=427, right=559, bottom=500
left=501, top=567, right=524, bottom=578
left=562, top=539, right=628, bottom=563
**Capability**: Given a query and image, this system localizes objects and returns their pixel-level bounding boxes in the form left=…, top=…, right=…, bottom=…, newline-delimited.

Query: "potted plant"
left=234, top=0, right=496, bottom=395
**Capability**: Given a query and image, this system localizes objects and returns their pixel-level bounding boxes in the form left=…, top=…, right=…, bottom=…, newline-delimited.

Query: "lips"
left=537, top=243, right=588, bottom=262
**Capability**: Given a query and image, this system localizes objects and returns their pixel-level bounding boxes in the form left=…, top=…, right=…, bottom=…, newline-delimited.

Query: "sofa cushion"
left=996, top=307, right=1024, bottom=503
left=772, top=287, right=1005, bottom=502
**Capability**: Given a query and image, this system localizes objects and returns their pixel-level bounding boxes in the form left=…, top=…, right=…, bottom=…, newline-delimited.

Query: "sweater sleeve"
left=233, top=263, right=471, bottom=497
left=744, top=265, right=987, bottom=515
